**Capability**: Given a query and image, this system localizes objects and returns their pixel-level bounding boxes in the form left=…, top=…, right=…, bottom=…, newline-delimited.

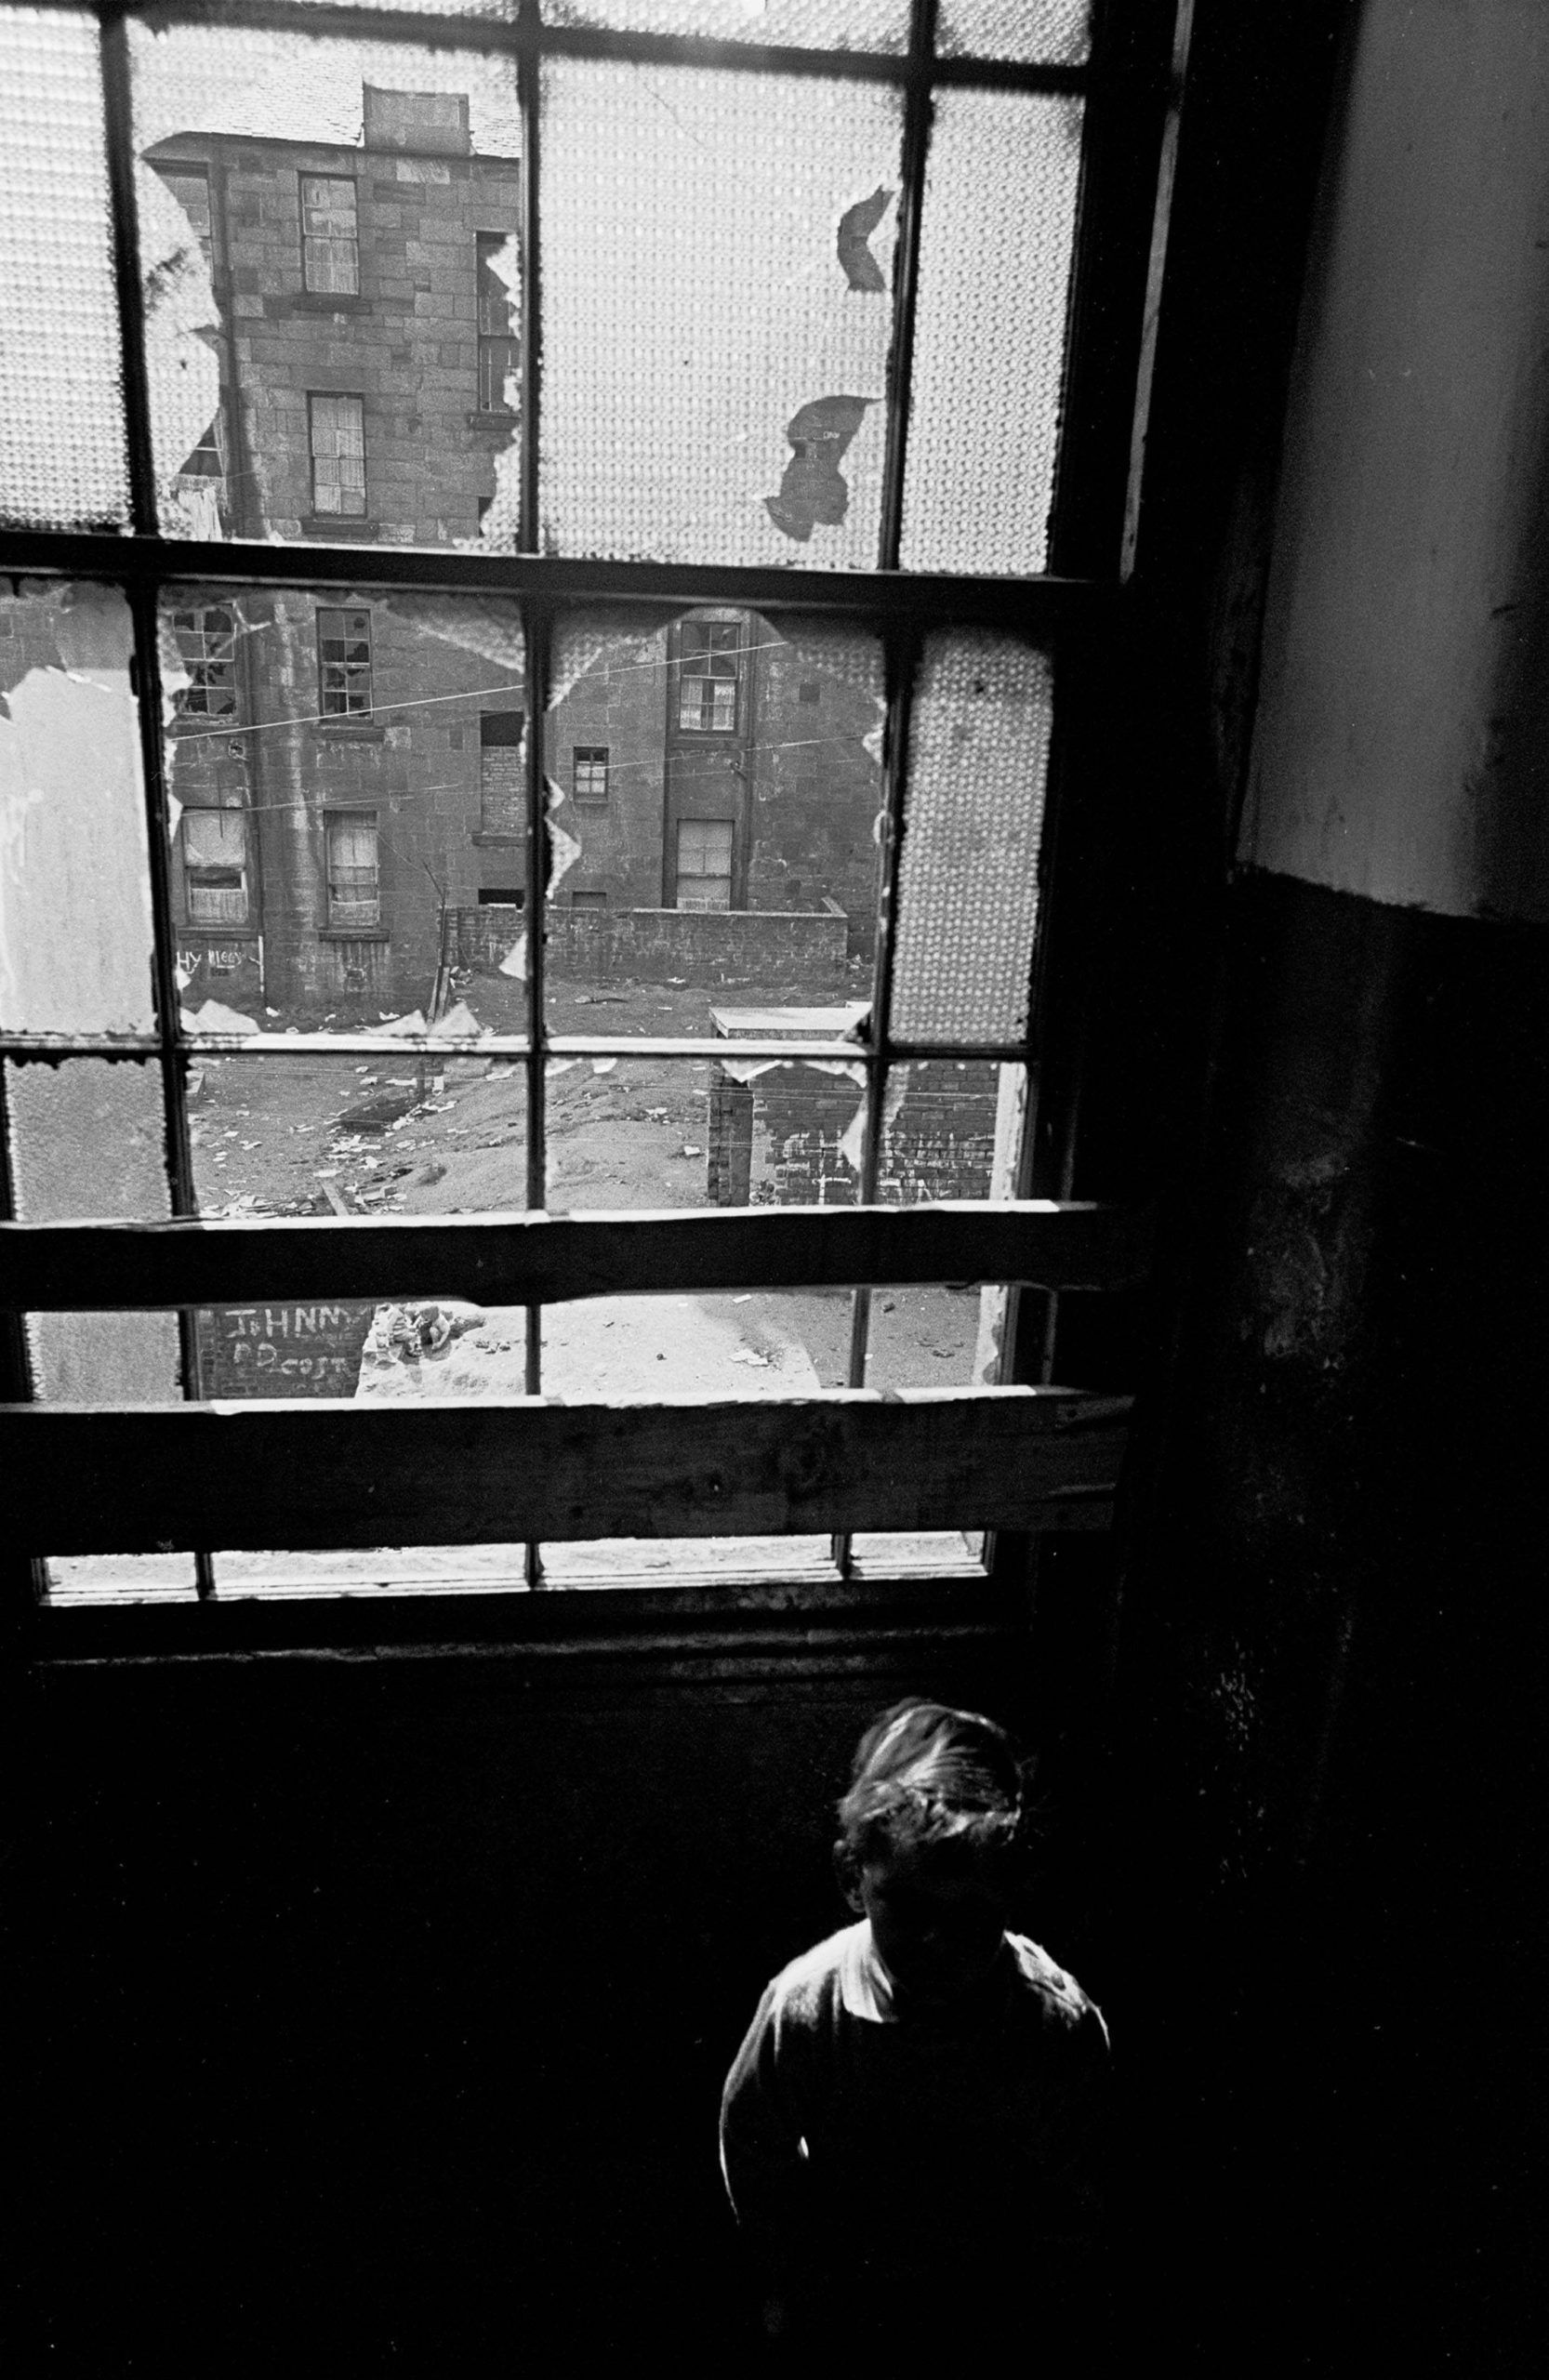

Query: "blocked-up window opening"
left=678, top=624, right=740, bottom=734
left=183, top=808, right=249, bottom=925
left=676, top=818, right=734, bottom=910
left=571, top=889, right=606, bottom=910
left=477, top=231, right=519, bottom=412
left=572, top=745, right=609, bottom=802
left=309, top=392, right=366, bottom=517
left=480, top=707, right=525, bottom=835
left=317, top=604, right=373, bottom=714
left=326, top=812, right=380, bottom=928
left=300, top=172, right=359, bottom=294
left=171, top=605, right=237, bottom=715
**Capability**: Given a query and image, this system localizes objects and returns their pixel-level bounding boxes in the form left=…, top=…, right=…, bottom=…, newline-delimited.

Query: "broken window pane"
left=890, top=633, right=1053, bottom=1044
left=0, top=5, right=128, bottom=530
left=161, top=587, right=525, bottom=1037
left=545, top=605, right=882, bottom=1032
left=5, top=1058, right=180, bottom=1406
left=0, top=582, right=157, bottom=1038
left=935, top=1, right=1092, bottom=65
left=542, top=3, right=909, bottom=47
left=901, top=86, right=1083, bottom=574
left=127, top=20, right=520, bottom=540
left=540, top=61, right=902, bottom=563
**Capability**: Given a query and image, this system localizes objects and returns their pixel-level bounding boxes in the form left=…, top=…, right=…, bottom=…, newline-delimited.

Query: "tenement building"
left=145, top=85, right=880, bottom=1026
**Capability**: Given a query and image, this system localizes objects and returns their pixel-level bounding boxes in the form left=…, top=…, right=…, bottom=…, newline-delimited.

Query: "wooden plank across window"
left=1, top=1387, right=1131, bottom=1553
left=0, top=1201, right=1149, bottom=1312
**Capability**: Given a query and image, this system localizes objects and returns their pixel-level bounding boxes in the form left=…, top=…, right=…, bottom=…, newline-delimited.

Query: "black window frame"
left=0, top=0, right=1184, bottom=1652
left=316, top=603, right=374, bottom=718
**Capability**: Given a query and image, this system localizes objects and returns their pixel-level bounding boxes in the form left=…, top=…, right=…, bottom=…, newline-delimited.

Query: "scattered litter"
left=377, top=1010, right=428, bottom=1037
left=681, top=1143, right=702, bottom=1157
left=733, top=1295, right=751, bottom=1304
left=646, top=1106, right=668, bottom=1121
left=590, top=1057, right=617, bottom=1075
left=266, top=1007, right=281, bottom=1018
left=428, top=999, right=481, bottom=1040
left=316, top=1168, right=339, bottom=1179
left=731, top=1349, right=772, bottom=1368
left=385, top=1077, right=416, bottom=1088
left=666, top=978, right=686, bottom=985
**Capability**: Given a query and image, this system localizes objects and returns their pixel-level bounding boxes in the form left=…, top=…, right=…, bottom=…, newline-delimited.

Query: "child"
left=720, top=1698, right=1110, bottom=2353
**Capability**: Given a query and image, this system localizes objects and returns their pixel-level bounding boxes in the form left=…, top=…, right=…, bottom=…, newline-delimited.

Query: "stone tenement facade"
left=146, top=89, right=884, bottom=1025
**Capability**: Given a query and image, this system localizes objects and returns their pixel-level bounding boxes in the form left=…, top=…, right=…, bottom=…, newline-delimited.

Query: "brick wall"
left=453, top=902, right=849, bottom=991
left=708, top=1058, right=1000, bottom=1208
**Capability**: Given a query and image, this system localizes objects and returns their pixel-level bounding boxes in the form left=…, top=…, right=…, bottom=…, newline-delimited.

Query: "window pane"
left=5, top=1058, right=179, bottom=1405
left=540, top=61, right=902, bottom=564
left=0, top=582, right=157, bottom=1037
left=542, top=2, right=908, bottom=46
left=901, top=87, right=1083, bottom=574
left=545, top=606, right=882, bottom=1032
left=0, top=5, right=127, bottom=529
left=935, top=1, right=1092, bottom=65
left=890, top=633, right=1053, bottom=1044
left=128, top=20, right=520, bottom=543
left=162, top=588, right=525, bottom=1035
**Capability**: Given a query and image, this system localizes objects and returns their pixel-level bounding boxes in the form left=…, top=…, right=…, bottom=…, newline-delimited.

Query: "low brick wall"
left=452, top=904, right=849, bottom=991
left=709, top=1059, right=1000, bottom=1208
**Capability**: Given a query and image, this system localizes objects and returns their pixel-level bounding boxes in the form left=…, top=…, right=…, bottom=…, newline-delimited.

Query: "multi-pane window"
left=317, top=606, right=373, bottom=715
left=480, top=709, right=525, bottom=835
left=572, top=745, right=609, bottom=803
left=677, top=623, right=741, bottom=733
left=171, top=606, right=238, bottom=717
left=325, top=813, right=380, bottom=928
left=300, top=175, right=360, bottom=295
left=476, top=231, right=519, bottom=413
left=675, top=818, right=735, bottom=910
left=181, top=809, right=249, bottom=926
left=309, top=394, right=366, bottom=517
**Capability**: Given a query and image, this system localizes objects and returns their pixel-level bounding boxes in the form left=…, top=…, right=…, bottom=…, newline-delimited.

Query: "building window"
left=480, top=709, right=525, bottom=836
left=170, top=606, right=238, bottom=717
left=156, top=163, right=212, bottom=269
left=675, top=818, right=735, bottom=910
left=677, top=621, right=742, bottom=733
left=181, top=809, right=248, bottom=926
left=316, top=607, right=373, bottom=717
left=308, top=393, right=366, bottom=517
left=300, top=175, right=359, bottom=295
left=476, top=232, right=519, bottom=413
left=325, top=813, right=380, bottom=929
left=572, top=745, right=609, bottom=803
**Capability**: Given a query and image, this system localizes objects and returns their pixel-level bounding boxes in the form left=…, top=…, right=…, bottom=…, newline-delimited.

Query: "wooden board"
left=1, top=1385, right=1132, bottom=1553
left=0, top=1200, right=1149, bottom=1313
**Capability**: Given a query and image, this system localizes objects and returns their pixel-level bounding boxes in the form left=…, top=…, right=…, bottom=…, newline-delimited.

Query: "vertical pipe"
left=517, top=0, right=543, bottom=557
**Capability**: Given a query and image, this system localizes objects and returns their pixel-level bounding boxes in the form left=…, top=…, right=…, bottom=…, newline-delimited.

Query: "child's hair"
left=834, top=1698, right=1032, bottom=1890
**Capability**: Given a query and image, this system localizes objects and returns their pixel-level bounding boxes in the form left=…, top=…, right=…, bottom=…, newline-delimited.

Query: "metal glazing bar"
left=877, top=0, right=936, bottom=571
left=836, top=617, right=920, bottom=1574
left=99, top=6, right=157, bottom=537
left=523, top=599, right=549, bottom=1585
left=0, top=531, right=1118, bottom=631
left=518, top=0, right=541, bottom=553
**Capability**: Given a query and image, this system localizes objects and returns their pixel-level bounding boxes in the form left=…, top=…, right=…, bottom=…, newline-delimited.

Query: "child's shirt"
left=720, top=1921, right=1110, bottom=2333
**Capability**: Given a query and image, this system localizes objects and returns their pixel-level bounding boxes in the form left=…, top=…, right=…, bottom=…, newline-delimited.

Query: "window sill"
left=290, top=291, right=371, bottom=314
left=314, top=721, right=385, bottom=741
left=300, top=516, right=377, bottom=538
left=318, top=926, right=389, bottom=942
left=471, top=831, right=524, bottom=847
left=178, top=927, right=259, bottom=942
left=468, top=410, right=515, bottom=431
